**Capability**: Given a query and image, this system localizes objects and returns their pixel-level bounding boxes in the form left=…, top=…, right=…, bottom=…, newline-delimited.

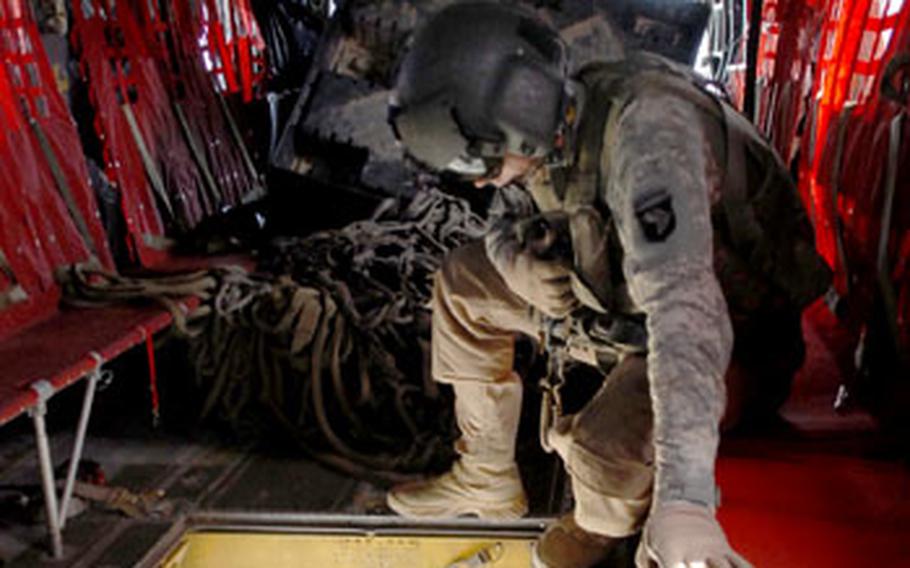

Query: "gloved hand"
left=636, top=501, right=753, bottom=568
left=485, top=212, right=578, bottom=318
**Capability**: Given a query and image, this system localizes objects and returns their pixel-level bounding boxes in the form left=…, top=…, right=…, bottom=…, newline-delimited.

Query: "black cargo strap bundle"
left=58, top=263, right=224, bottom=335
left=61, top=188, right=487, bottom=481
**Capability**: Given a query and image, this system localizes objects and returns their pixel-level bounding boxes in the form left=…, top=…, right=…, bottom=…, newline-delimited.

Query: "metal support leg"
left=29, top=399, right=63, bottom=559
left=59, top=365, right=102, bottom=529
left=25, top=355, right=106, bottom=558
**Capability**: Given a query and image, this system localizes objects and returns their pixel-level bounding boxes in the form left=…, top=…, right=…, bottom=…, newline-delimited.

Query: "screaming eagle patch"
left=634, top=191, right=676, bottom=242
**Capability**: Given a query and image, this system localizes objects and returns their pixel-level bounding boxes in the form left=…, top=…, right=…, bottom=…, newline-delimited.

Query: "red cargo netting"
left=804, top=0, right=905, bottom=278
left=71, top=0, right=167, bottom=267
left=0, top=0, right=114, bottom=270
left=0, top=0, right=109, bottom=340
left=196, top=0, right=267, bottom=103
left=757, top=0, right=910, bottom=352
left=133, top=0, right=262, bottom=207
left=72, top=0, right=221, bottom=266
left=0, top=63, right=61, bottom=340
left=755, top=0, right=827, bottom=164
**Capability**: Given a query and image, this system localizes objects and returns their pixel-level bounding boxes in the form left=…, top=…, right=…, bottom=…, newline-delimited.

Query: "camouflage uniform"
left=431, top=52, right=829, bottom=536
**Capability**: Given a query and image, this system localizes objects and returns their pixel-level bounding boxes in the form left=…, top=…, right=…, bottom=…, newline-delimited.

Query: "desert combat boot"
left=387, top=379, right=528, bottom=519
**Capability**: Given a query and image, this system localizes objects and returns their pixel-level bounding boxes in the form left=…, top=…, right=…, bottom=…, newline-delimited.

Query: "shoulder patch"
left=634, top=191, right=676, bottom=242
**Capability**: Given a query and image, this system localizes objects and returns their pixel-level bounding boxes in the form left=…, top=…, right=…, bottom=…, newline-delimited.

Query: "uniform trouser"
left=432, top=241, right=804, bottom=537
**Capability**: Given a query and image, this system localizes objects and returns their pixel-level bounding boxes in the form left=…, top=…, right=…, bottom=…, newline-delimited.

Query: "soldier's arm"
left=604, top=91, right=732, bottom=508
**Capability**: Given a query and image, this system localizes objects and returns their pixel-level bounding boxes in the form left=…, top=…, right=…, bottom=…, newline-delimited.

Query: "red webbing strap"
left=131, top=0, right=179, bottom=94
left=142, top=327, right=160, bottom=425
left=234, top=0, right=255, bottom=102
left=216, top=23, right=238, bottom=92
left=236, top=24, right=252, bottom=102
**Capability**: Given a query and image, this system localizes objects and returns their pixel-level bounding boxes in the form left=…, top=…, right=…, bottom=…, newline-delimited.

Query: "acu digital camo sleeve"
left=604, top=91, right=733, bottom=509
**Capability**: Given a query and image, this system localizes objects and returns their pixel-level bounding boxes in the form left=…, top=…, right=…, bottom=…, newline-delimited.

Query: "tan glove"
left=485, top=212, right=578, bottom=318
left=636, top=501, right=752, bottom=568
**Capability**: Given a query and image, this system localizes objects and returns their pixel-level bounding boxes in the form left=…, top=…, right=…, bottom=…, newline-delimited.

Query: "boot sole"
left=385, top=490, right=528, bottom=520
left=530, top=543, right=550, bottom=568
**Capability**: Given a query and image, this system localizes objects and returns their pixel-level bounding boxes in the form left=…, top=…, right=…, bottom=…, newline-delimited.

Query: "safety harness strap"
left=565, top=54, right=724, bottom=209
left=555, top=58, right=722, bottom=313
left=215, top=91, right=264, bottom=201
left=121, top=103, right=176, bottom=222
left=560, top=66, right=619, bottom=212
left=26, top=114, right=100, bottom=261
left=173, top=100, right=222, bottom=210
left=718, top=101, right=767, bottom=254
left=215, top=92, right=264, bottom=203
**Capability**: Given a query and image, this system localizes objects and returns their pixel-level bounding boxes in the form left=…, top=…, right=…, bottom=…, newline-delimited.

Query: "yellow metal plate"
left=161, top=531, right=534, bottom=568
